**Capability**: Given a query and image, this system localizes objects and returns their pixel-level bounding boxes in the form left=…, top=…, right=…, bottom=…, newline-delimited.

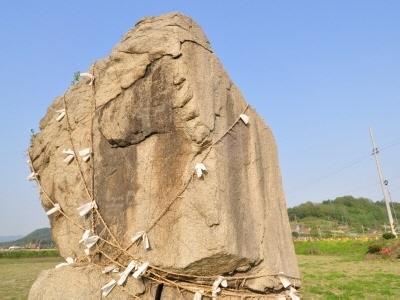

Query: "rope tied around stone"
left=28, top=74, right=300, bottom=298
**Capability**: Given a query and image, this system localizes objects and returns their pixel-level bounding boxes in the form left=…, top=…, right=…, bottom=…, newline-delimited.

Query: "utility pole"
left=369, top=128, right=397, bottom=236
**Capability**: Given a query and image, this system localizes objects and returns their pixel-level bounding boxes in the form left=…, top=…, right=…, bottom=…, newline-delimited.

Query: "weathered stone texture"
left=29, top=12, right=300, bottom=299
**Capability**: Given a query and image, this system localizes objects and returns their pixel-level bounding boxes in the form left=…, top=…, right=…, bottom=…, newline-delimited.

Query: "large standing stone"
left=28, top=12, right=300, bottom=299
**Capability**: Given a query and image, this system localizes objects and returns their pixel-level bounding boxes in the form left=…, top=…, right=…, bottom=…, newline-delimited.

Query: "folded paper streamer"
left=55, top=109, right=66, bottom=122
left=63, top=149, right=75, bottom=164
left=77, top=201, right=98, bottom=217
left=117, top=260, right=138, bottom=286
left=194, top=290, right=204, bottom=300
left=212, top=276, right=228, bottom=298
left=131, top=231, right=150, bottom=250
left=240, top=113, right=249, bottom=125
left=78, top=148, right=91, bottom=162
left=79, top=230, right=99, bottom=250
left=79, top=230, right=91, bottom=244
left=289, top=287, right=300, bottom=300
left=84, top=235, right=100, bottom=249
left=194, top=163, right=207, bottom=178
left=79, top=72, right=94, bottom=85
left=27, top=172, right=38, bottom=181
left=102, top=265, right=118, bottom=274
left=278, top=273, right=291, bottom=289
left=101, top=279, right=117, bottom=297
left=55, top=257, right=75, bottom=269
left=46, top=203, right=61, bottom=216
left=132, top=261, right=149, bottom=279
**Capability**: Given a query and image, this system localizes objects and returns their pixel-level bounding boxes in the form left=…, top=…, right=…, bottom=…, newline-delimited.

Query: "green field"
left=0, top=256, right=62, bottom=300
left=0, top=242, right=399, bottom=299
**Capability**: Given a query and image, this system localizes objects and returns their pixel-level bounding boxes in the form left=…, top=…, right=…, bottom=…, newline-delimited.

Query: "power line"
left=286, top=136, right=400, bottom=196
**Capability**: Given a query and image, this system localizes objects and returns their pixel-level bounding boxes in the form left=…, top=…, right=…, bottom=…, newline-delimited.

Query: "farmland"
left=1, top=241, right=399, bottom=299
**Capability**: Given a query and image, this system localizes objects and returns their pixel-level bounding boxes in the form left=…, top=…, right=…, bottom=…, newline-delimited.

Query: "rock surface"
left=28, top=12, right=300, bottom=299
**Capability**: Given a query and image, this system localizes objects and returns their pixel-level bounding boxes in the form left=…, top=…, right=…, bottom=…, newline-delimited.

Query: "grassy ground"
left=299, top=255, right=400, bottom=299
left=0, top=249, right=59, bottom=259
left=0, top=241, right=399, bottom=299
left=296, top=239, right=400, bottom=299
left=0, top=256, right=62, bottom=300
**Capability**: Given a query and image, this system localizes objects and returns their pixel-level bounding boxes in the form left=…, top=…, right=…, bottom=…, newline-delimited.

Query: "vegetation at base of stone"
left=71, top=71, right=80, bottom=85
left=383, top=232, right=396, bottom=239
left=288, top=195, right=400, bottom=234
left=0, top=249, right=59, bottom=259
left=0, top=228, right=53, bottom=248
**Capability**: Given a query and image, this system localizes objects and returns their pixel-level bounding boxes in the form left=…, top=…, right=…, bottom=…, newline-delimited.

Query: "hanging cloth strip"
left=194, top=290, right=204, bottom=300
left=194, top=163, right=207, bottom=178
left=78, top=148, right=91, bottom=162
left=131, top=231, right=150, bottom=250
left=27, top=172, right=38, bottom=181
left=212, top=276, right=228, bottom=298
left=117, top=260, right=138, bottom=286
left=101, top=279, right=117, bottom=297
left=63, top=149, right=75, bottom=164
left=55, top=257, right=75, bottom=269
left=239, top=113, right=250, bottom=125
left=55, top=109, right=66, bottom=122
left=79, top=72, right=95, bottom=85
left=46, top=203, right=61, bottom=216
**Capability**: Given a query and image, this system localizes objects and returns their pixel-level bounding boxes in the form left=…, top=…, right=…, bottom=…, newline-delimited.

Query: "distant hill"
left=0, top=228, right=53, bottom=248
left=288, top=196, right=400, bottom=235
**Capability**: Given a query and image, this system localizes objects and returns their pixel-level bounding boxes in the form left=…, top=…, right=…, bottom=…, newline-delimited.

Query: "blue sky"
left=0, top=1, right=399, bottom=235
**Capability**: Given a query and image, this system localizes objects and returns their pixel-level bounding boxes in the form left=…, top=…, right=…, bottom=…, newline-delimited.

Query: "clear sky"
left=0, top=1, right=399, bottom=236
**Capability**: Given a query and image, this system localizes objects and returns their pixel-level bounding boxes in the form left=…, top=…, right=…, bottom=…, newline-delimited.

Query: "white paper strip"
left=56, top=109, right=66, bottom=122
left=278, top=274, right=291, bottom=288
left=117, top=260, right=138, bottom=286
left=132, top=231, right=145, bottom=243
left=132, top=261, right=149, bottom=279
left=101, top=279, right=117, bottom=297
left=79, top=230, right=91, bottom=244
left=194, top=163, right=207, bottom=178
left=212, top=276, right=227, bottom=298
left=46, top=203, right=61, bottom=216
left=55, top=257, right=75, bottom=269
left=79, top=148, right=91, bottom=162
left=62, top=149, right=74, bottom=155
left=63, top=149, right=75, bottom=164
left=194, top=290, right=204, bottom=300
left=79, top=72, right=94, bottom=85
left=65, top=257, right=74, bottom=264
left=212, top=276, right=227, bottom=289
left=289, top=287, right=300, bottom=300
left=240, top=113, right=249, bottom=125
left=84, top=235, right=100, bottom=249
left=77, top=201, right=97, bottom=217
left=211, top=288, right=221, bottom=299
left=102, top=265, right=117, bottom=274
left=63, top=154, right=74, bottom=164
left=55, top=262, right=69, bottom=269
left=80, top=72, right=94, bottom=79
left=131, top=231, right=150, bottom=250
left=27, top=172, right=38, bottom=181
left=79, top=229, right=99, bottom=249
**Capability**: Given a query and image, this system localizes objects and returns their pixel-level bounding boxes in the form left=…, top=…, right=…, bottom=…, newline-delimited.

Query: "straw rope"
left=27, top=73, right=299, bottom=299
